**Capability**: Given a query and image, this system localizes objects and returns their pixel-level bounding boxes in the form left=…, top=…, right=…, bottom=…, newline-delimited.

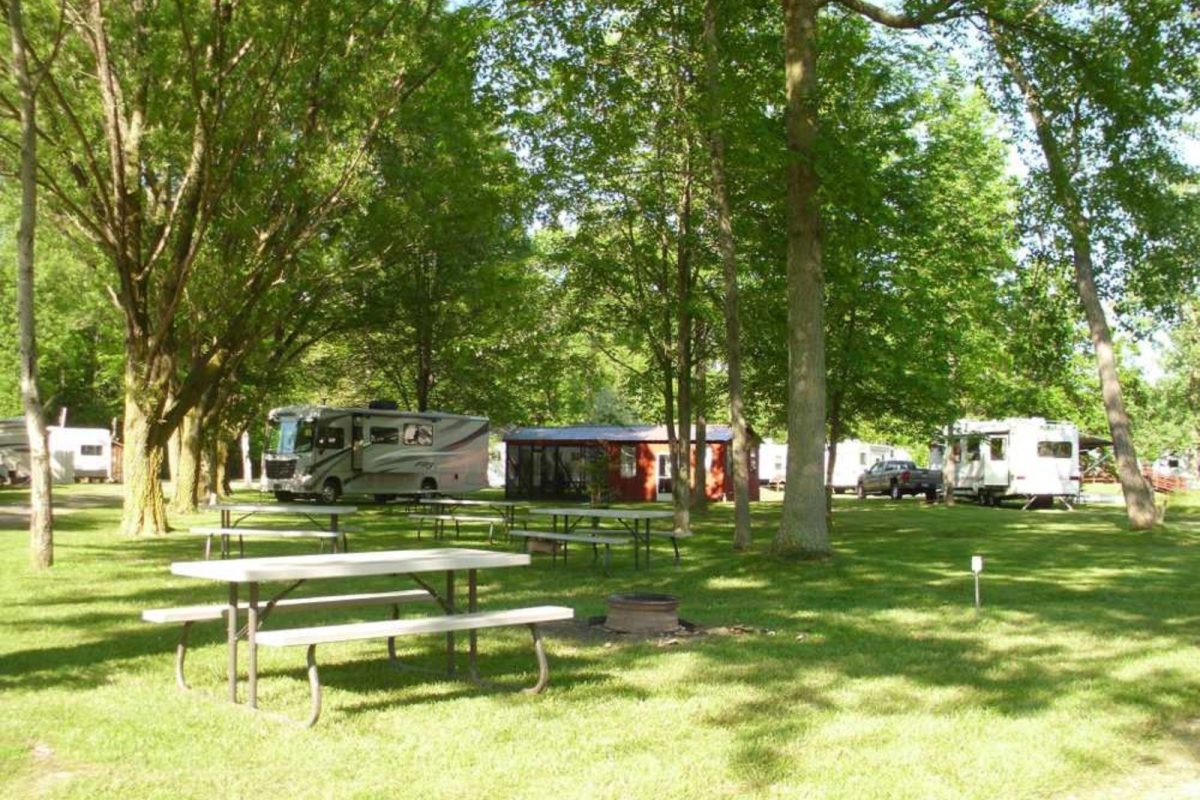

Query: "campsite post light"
left=971, top=555, right=984, bottom=609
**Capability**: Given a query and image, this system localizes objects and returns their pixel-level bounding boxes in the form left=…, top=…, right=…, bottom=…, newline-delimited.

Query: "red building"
left=503, top=425, right=759, bottom=503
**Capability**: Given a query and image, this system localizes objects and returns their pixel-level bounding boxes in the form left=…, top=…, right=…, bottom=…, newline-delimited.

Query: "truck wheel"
left=319, top=479, right=341, bottom=504
left=856, top=484, right=866, bottom=500
left=890, top=483, right=901, bottom=501
left=925, top=489, right=936, bottom=502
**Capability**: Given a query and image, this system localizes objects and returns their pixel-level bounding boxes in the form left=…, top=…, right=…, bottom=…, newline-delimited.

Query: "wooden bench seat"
left=256, top=605, right=575, bottom=726
left=509, top=529, right=627, bottom=572
left=142, top=589, right=433, bottom=690
left=408, top=514, right=507, bottom=542
left=189, top=526, right=356, bottom=558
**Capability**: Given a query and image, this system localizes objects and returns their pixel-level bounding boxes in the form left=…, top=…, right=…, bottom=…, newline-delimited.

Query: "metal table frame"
left=528, top=508, right=678, bottom=568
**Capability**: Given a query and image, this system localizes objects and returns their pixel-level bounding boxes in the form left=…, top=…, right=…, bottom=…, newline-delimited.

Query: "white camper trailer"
left=262, top=404, right=489, bottom=503
left=758, top=440, right=788, bottom=486
left=0, top=419, right=112, bottom=484
left=931, top=417, right=1080, bottom=507
left=827, top=439, right=912, bottom=492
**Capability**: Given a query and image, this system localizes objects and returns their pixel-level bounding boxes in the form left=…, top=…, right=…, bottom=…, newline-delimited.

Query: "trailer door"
left=984, top=437, right=1010, bottom=488
left=351, top=414, right=364, bottom=472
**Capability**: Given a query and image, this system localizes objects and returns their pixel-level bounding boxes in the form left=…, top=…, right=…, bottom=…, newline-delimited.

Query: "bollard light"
left=971, top=555, right=984, bottom=609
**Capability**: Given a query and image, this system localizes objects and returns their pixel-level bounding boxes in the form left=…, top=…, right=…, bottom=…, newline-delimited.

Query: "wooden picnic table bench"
left=508, top=529, right=630, bottom=572
left=257, top=605, right=573, bottom=726
left=142, top=589, right=433, bottom=690
left=189, top=527, right=359, bottom=559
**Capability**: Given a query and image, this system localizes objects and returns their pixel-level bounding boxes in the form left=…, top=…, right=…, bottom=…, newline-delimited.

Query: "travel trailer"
left=758, top=438, right=912, bottom=491
left=262, top=404, right=489, bottom=502
left=931, top=418, right=1081, bottom=507
left=0, top=418, right=112, bottom=484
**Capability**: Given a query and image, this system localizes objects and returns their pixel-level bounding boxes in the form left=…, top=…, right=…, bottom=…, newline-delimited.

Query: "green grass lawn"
left=2, top=485, right=1199, bottom=799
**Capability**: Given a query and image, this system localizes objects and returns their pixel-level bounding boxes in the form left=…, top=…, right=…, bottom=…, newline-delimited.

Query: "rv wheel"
left=319, top=479, right=341, bottom=504
left=420, top=477, right=438, bottom=493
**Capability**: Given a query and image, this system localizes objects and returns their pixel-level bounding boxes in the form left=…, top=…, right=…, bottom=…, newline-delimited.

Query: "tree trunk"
left=704, top=0, right=752, bottom=549
left=169, top=406, right=203, bottom=513
left=692, top=350, right=708, bottom=513
left=241, top=429, right=254, bottom=490
left=990, top=25, right=1156, bottom=529
left=825, top=395, right=843, bottom=515
left=778, top=0, right=830, bottom=556
left=942, top=429, right=957, bottom=507
left=120, top=393, right=169, bottom=536
left=10, top=0, right=53, bottom=569
left=672, top=137, right=693, bottom=534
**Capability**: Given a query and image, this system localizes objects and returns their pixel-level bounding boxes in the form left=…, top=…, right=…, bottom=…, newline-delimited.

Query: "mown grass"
left=2, top=485, right=1199, bottom=799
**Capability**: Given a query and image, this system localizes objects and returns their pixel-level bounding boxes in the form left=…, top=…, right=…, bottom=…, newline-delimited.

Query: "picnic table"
left=418, top=497, right=525, bottom=527
left=526, top=507, right=684, bottom=567
left=162, top=548, right=567, bottom=724
left=197, top=503, right=359, bottom=558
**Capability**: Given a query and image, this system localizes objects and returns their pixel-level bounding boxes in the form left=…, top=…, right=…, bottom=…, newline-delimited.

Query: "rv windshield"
left=268, top=418, right=314, bottom=454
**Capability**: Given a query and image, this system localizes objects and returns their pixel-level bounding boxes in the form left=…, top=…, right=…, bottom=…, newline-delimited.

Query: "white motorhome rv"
left=0, top=419, right=112, bottom=484
left=262, top=404, right=489, bottom=502
left=931, top=418, right=1080, bottom=507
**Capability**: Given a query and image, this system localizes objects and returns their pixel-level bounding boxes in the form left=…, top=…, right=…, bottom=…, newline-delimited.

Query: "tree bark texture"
left=692, top=350, right=708, bottom=513
left=779, top=0, right=831, bottom=556
left=169, top=405, right=202, bottom=514
left=120, top=394, right=169, bottom=536
left=10, top=0, right=53, bottom=568
left=672, top=132, right=694, bottom=534
left=704, top=0, right=753, bottom=549
left=990, top=25, right=1156, bottom=529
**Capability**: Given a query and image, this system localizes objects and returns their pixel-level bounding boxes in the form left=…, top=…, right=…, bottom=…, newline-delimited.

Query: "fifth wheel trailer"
left=931, top=418, right=1081, bottom=507
left=0, top=419, right=113, bottom=484
left=262, top=405, right=489, bottom=502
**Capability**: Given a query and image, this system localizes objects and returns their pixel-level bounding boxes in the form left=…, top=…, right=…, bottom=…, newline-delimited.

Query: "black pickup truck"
left=856, top=460, right=941, bottom=501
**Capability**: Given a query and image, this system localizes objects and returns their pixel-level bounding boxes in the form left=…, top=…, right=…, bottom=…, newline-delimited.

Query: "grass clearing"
left=2, top=485, right=1199, bottom=798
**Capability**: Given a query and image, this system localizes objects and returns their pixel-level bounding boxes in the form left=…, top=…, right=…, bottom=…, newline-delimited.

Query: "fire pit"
left=605, top=592, right=680, bottom=634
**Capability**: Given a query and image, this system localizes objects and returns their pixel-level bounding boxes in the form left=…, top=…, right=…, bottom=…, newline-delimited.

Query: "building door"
left=656, top=453, right=673, bottom=502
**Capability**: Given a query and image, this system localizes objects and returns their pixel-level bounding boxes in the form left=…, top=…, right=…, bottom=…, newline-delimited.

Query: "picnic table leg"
left=445, top=570, right=456, bottom=676
left=247, top=582, right=259, bottom=709
left=468, top=569, right=478, bottom=681
left=227, top=582, right=238, bottom=703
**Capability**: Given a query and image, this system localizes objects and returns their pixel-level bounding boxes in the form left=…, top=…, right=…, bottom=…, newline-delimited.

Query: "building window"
left=620, top=446, right=636, bottom=478
left=370, top=427, right=400, bottom=445
left=80, top=444, right=102, bottom=456
left=403, top=423, right=433, bottom=446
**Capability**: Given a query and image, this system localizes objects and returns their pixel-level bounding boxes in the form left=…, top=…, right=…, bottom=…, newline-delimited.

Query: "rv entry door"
left=351, top=415, right=364, bottom=472
left=984, top=437, right=1010, bottom=488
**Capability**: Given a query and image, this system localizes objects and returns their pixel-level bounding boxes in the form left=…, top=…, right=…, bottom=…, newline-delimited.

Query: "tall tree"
left=982, top=2, right=1200, bottom=528
left=702, top=0, right=752, bottom=548
left=7, top=0, right=51, bottom=567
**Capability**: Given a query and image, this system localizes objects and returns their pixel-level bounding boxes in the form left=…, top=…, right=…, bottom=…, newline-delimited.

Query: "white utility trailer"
left=262, top=404, right=489, bottom=503
left=931, top=418, right=1081, bottom=507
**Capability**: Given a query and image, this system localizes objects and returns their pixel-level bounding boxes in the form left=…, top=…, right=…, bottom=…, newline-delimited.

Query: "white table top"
left=529, top=507, right=676, bottom=520
left=213, top=503, right=358, bottom=515
left=171, top=548, right=530, bottom=583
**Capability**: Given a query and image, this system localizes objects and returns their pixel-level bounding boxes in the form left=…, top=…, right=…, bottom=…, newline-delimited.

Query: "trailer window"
left=80, top=445, right=103, bottom=456
left=370, top=427, right=400, bottom=445
left=1037, top=441, right=1073, bottom=458
left=620, top=446, right=636, bottom=478
left=967, top=441, right=981, bottom=462
left=990, top=438, right=1006, bottom=460
left=316, top=427, right=344, bottom=450
left=403, top=423, right=433, bottom=446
